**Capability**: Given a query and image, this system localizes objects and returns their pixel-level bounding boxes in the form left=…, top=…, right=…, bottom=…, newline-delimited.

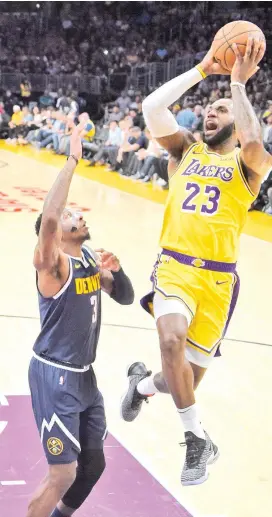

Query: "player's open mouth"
left=205, top=120, right=218, bottom=135
left=205, top=120, right=218, bottom=132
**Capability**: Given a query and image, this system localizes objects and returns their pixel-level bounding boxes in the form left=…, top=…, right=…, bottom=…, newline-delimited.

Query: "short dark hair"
left=35, top=213, right=43, bottom=236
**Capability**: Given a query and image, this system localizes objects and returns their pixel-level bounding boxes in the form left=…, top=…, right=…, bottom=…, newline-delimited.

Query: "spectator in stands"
left=116, top=125, right=149, bottom=176
left=192, top=105, right=204, bottom=132
left=3, top=90, right=17, bottom=117
left=20, top=78, right=32, bottom=104
left=89, top=120, right=122, bottom=166
left=130, top=105, right=145, bottom=130
left=262, top=186, right=272, bottom=214
left=7, top=105, right=24, bottom=143
left=0, top=102, right=10, bottom=137
left=132, top=128, right=164, bottom=182
left=116, top=90, right=131, bottom=111
left=39, top=91, right=53, bottom=108
left=109, top=105, right=123, bottom=123
left=57, top=116, right=76, bottom=156
left=56, top=89, right=70, bottom=111
left=35, top=112, right=66, bottom=150
left=263, top=111, right=272, bottom=154
left=79, top=113, right=96, bottom=158
left=21, top=106, right=33, bottom=125
left=172, top=104, right=181, bottom=116
left=176, top=102, right=197, bottom=130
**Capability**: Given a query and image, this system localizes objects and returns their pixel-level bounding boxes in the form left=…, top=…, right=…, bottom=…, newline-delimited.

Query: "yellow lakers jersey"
left=159, top=142, right=256, bottom=263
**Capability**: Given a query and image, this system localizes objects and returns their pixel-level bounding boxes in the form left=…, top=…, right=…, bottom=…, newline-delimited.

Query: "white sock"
left=178, top=404, right=205, bottom=439
left=137, top=375, right=159, bottom=396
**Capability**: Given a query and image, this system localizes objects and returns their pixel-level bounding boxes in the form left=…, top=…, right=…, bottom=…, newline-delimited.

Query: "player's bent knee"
left=62, top=449, right=106, bottom=509
left=49, top=462, right=77, bottom=495
left=159, top=331, right=186, bottom=359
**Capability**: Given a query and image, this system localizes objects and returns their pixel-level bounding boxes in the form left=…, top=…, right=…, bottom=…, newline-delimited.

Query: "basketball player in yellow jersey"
left=121, top=36, right=272, bottom=486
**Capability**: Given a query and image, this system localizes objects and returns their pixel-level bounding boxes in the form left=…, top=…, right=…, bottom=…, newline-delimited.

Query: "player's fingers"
left=232, top=43, right=243, bottom=61
left=95, top=248, right=105, bottom=253
left=255, top=40, right=266, bottom=64
left=102, top=256, right=118, bottom=268
left=244, top=36, right=254, bottom=61
left=100, top=260, right=113, bottom=270
left=251, top=36, right=262, bottom=63
left=100, top=252, right=114, bottom=262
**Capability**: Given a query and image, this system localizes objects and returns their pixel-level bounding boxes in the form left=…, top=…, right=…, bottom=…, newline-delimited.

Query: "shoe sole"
left=119, top=363, right=139, bottom=421
left=182, top=472, right=209, bottom=486
left=120, top=363, right=148, bottom=422
left=181, top=448, right=220, bottom=486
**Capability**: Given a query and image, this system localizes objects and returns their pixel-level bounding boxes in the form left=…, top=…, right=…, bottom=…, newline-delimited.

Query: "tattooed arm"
left=231, top=36, right=272, bottom=193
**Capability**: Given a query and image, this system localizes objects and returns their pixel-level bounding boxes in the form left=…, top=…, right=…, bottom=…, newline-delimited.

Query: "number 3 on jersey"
left=90, top=295, right=97, bottom=323
left=181, top=182, right=221, bottom=215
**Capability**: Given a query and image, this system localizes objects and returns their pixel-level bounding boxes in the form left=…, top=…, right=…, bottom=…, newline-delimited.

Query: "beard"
left=80, top=230, right=91, bottom=242
left=71, top=230, right=91, bottom=243
left=84, top=231, right=91, bottom=241
left=203, top=122, right=235, bottom=147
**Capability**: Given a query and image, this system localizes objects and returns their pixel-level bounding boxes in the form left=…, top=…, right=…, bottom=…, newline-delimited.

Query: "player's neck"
left=206, top=139, right=235, bottom=155
left=61, top=242, right=83, bottom=258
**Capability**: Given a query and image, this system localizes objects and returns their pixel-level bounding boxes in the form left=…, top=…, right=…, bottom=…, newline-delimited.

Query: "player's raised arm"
left=34, top=122, right=84, bottom=272
left=142, top=50, right=229, bottom=170
left=230, top=37, right=272, bottom=191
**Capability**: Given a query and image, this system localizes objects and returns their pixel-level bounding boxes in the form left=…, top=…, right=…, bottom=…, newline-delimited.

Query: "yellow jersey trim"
left=169, top=142, right=199, bottom=180
left=204, top=143, right=235, bottom=158
left=235, top=153, right=255, bottom=198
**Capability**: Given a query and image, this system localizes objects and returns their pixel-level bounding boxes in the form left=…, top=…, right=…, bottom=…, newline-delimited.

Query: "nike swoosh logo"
left=216, top=281, right=228, bottom=285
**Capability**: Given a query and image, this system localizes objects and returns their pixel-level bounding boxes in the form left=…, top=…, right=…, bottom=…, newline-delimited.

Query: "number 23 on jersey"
left=181, top=182, right=221, bottom=215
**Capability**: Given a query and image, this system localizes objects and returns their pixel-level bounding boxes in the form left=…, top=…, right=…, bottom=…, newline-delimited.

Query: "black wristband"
left=67, top=154, right=78, bottom=166
left=110, top=268, right=134, bottom=305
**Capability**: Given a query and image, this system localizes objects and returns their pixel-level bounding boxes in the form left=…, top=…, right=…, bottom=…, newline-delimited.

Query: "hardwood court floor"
left=0, top=142, right=272, bottom=517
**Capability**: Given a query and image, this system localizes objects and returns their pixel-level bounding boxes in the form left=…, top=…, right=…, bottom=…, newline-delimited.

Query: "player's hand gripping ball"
left=199, top=20, right=265, bottom=77
left=211, top=20, right=265, bottom=73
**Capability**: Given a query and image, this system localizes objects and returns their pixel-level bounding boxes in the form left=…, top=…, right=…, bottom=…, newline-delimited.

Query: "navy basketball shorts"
left=28, top=357, right=107, bottom=465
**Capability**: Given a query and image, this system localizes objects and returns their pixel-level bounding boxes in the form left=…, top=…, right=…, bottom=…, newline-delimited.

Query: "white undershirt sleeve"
left=142, top=67, right=204, bottom=138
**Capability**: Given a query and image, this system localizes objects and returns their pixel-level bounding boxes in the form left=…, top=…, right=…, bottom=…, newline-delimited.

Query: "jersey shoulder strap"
left=82, top=245, right=98, bottom=267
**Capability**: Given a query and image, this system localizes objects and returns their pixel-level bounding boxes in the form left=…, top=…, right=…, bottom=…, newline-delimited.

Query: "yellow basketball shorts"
left=144, top=253, right=239, bottom=362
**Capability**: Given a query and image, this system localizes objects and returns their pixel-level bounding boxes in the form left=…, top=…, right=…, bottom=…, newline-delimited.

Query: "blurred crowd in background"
left=0, top=1, right=272, bottom=211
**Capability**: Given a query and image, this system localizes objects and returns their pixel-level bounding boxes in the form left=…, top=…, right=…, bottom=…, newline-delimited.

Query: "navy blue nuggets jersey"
left=33, top=246, right=101, bottom=365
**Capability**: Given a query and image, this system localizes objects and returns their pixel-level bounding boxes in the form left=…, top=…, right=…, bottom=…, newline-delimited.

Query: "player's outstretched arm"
left=34, top=122, right=84, bottom=274
left=142, top=49, right=229, bottom=175
left=95, top=249, right=134, bottom=305
left=230, top=37, right=272, bottom=192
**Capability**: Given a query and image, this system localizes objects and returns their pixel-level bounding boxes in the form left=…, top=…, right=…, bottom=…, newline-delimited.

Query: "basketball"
left=212, top=20, right=266, bottom=72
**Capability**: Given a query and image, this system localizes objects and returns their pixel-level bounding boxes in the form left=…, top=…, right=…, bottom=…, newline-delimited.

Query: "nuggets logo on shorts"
left=47, top=437, right=64, bottom=456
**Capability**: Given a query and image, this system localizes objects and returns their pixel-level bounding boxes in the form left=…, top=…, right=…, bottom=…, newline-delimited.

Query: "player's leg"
left=121, top=294, right=198, bottom=421
left=54, top=448, right=105, bottom=516
left=52, top=376, right=107, bottom=515
left=138, top=360, right=207, bottom=395
left=26, top=463, right=77, bottom=517
left=28, top=358, right=82, bottom=517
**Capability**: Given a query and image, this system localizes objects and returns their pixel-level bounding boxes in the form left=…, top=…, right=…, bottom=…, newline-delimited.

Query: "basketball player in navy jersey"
left=27, top=122, right=134, bottom=517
